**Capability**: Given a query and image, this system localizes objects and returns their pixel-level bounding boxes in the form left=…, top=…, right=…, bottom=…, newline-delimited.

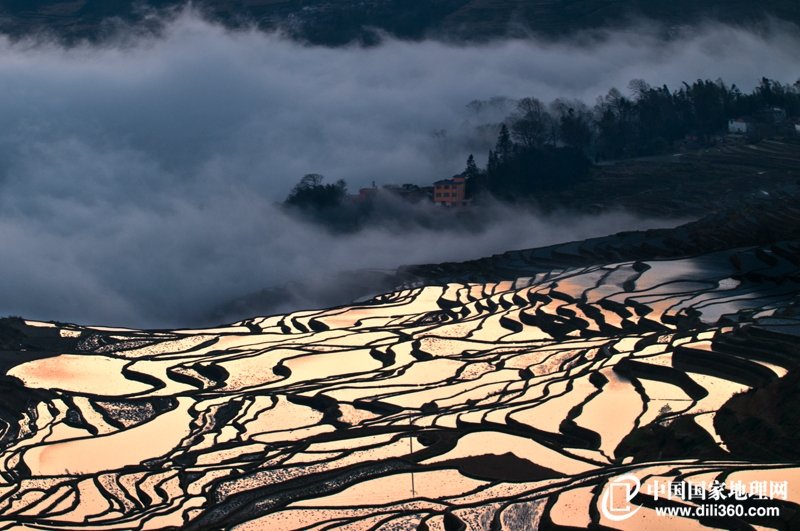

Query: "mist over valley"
left=0, top=10, right=798, bottom=326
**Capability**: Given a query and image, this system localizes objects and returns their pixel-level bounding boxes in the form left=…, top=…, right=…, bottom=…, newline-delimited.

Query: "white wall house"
left=728, top=119, right=749, bottom=134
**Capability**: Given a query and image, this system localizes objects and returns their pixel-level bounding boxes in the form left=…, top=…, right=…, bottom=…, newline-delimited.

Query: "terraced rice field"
left=562, top=138, right=800, bottom=217
left=1, top=231, right=799, bottom=528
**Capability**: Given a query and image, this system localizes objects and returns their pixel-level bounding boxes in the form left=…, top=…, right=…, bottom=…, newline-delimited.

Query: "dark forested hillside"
left=1, top=0, right=799, bottom=44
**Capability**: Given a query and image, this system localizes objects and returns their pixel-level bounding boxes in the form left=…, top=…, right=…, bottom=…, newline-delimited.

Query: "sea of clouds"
left=0, top=11, right=798, bottom=326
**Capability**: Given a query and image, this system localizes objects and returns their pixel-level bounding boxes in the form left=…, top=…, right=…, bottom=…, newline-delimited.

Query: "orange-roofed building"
left=433, top=176, right=467, bottom=206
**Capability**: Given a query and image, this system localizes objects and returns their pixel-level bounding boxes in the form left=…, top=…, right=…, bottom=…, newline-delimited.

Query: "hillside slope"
left=1, top=189, right=799, bottom=528
left=1, top=0, right=799, bottom=43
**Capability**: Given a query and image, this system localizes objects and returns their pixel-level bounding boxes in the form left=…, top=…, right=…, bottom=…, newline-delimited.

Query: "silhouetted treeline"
left=283, top=173, right=359, bottom=230
left=593, top=77, right=800, bottom=158
left=465, top=122, right=592, bottom=201
left=284, top=174, right=440, bottom=232
left=285, top=173, right=347, bottom=210
left=480, top=77, right=800, bottom=162
left=458, top=77, right=800, bottom=199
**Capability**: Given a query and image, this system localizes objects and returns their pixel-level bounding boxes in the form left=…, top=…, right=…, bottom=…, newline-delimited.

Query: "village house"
left=352, top=182, right=378, bottom=202
left=382, top=183, right=432, bottom=203
left=728, top=108, right=794, bottom=139
left=728, top=118, right=750, bottom=134
left=433, top=176, right=467, bottom=206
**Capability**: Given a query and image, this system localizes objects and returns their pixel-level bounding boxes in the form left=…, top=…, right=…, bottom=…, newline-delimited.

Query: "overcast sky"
left=0, top=12, right=797, bottom=327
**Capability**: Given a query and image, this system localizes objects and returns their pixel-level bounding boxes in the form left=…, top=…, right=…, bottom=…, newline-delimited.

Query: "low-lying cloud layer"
left=0, top=12, right=798, bottom=327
